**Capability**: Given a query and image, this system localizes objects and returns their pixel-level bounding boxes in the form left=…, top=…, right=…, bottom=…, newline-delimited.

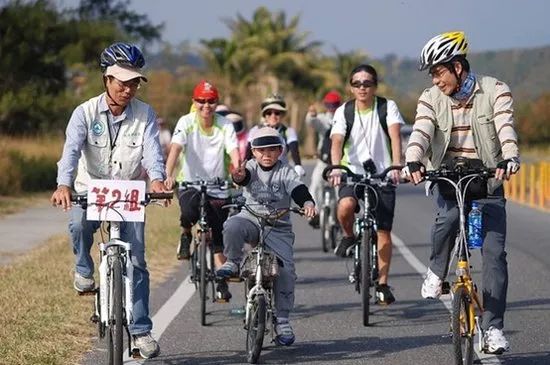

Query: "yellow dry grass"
left=0, top=135, right=64, bottom=160
left=0, top=203, right=181, bottom=365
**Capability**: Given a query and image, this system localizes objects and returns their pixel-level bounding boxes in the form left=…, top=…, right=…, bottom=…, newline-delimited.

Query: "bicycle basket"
left=240, top=249, right=279, bottom=280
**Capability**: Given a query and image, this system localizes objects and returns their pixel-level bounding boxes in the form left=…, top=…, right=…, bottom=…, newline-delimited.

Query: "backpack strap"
left=376, top=96, right=388, bottom=139
left=343, top=99, right=355, bottom=145
left=343, top=97, right=392, bottom=156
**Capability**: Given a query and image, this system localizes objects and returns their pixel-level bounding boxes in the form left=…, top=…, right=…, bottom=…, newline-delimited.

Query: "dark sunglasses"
left=264, top=110, right=282, bottom=116
left=194, top=98, right=218, bottom=105
left=350, top=80, right=376, bottom=88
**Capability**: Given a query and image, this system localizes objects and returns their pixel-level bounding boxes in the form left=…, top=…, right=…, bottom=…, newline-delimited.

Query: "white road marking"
left=392, top=233, right=502, bottom=365
left=123, top=275, right=195, bottom=364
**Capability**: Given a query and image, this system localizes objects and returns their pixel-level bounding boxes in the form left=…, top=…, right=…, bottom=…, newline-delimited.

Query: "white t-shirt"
left=171, top=112, right=237, bottom=197
left=248, top=124, right=298, bottom=164
left=330, top=97, right=404, bottom=174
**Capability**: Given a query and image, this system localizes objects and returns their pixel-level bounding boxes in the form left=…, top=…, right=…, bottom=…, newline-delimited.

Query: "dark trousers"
left=177, top=188, right=228, bottom=253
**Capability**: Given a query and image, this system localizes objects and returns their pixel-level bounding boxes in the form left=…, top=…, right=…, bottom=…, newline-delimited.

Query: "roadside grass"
left=0, top=192, right=51, bottom=217
left=0, top=203, right=181, bottom=365
left=0, top=135, right=64, bottom=160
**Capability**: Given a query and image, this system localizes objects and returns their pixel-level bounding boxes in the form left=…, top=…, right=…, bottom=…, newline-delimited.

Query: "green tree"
left=0, top=0, right=74, bottom=134
left=73, top=0, right=163, bottom=47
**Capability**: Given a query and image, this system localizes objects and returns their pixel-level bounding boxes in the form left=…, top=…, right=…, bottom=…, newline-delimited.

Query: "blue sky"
left=57, top=0, right=550, bottom=59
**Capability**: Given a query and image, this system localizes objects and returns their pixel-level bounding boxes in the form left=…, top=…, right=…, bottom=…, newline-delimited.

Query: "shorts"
left=338, top=184, right=396, bottom=231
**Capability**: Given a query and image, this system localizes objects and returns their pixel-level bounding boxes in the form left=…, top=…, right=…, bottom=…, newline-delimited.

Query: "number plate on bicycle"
left=86, top=179, right=146, bottom=222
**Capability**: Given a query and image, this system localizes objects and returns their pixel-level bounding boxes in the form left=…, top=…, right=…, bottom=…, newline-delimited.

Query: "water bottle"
left=467, top=202, right=483, bottom=249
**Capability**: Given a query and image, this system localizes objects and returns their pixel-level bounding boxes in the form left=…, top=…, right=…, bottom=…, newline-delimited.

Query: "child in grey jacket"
left=216, top=126, right=316, bottom=346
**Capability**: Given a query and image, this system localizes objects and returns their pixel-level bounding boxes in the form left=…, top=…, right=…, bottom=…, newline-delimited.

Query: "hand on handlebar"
left=51, top=185, right=72, bottom=211
left=402, top=162, right=425, bottom=185
left=302, top=202, right=317, bottom=219
left=152, top=179, right=172, bottom=206
left=329, top=169, right=342, bottom=186
left=495, top=158, right=520, bottom=181
left=389, top=169, right=401, bottom=185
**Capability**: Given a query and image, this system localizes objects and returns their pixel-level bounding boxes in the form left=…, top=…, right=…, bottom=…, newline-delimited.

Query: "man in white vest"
left=51, top=42, right=167, bottom=359
left=404, top=32, right=520, bottom=355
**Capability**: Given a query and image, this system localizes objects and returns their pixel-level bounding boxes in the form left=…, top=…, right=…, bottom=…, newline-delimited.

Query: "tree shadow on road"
left=148, top=333, right=452, bottom=364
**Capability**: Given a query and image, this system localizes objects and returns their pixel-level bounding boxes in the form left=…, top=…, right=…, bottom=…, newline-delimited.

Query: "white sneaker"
left=132, top=332, right=160, bottom=359
left=421, top=268, right=442, bottom=299
left=274, top=318, right=295, bottom=346
left=483, top=326, right=510, bottom=354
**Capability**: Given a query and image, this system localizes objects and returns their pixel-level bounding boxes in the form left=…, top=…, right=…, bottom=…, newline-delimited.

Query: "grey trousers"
left=429, top=185, right=508, bottom=331
left=223, top=214, right=296, bottom=319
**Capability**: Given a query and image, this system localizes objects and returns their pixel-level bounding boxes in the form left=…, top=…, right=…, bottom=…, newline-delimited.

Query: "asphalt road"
left=77, top=163, right=549, bottom=365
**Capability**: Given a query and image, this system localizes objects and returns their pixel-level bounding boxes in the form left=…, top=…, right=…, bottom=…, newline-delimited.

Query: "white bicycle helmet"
left=419, top=31, right=468, bottom=71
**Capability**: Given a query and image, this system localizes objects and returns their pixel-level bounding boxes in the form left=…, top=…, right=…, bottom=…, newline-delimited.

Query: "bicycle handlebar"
left=424, top=167, right=495, bottom=180
left=178, top=178, right=229, bottom=190
left=221, top=203, right=304, bottom=220
left=70, top=192, right=174, bottom=206
left=322, top=164, right=403, bottom=182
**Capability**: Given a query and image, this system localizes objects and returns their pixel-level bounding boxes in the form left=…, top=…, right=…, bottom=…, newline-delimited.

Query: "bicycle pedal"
left=227, top=276, right=243, bottom=283
left=215, top=298, right=230, bottom=303
left=441, top=281, right=451, bottom=295
left=77, top=288, right=98, bottom=296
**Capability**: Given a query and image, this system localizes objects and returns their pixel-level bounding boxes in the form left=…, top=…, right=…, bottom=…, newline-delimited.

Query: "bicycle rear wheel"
left=452, top=286, right=474, bottom=365
left=246, top=294, right=266, bottom=364
left=320, top=206, right=330, bottom=253
left=108, top=257, right=124, bottom=365
left=199, top=232, right=208, bottom=326
left=361, top=230, right=372, bottom=326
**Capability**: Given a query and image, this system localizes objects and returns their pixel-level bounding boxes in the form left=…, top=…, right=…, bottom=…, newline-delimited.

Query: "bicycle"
left=319, top=182, right=339, bottom=253
left=178, top=178, right=230, bottom=326
left=323, top=164, right=402, bottom=326
left=222, top=202, right=303, bottom=364
left=71, top=183, right=172, bottom=364
left=423, top=161, right=495, bottom=365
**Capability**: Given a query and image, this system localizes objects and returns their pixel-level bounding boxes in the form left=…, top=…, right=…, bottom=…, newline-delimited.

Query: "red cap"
left=193, top=80, right=219, bottom=100
left=323, top=90, right=342, bottom=104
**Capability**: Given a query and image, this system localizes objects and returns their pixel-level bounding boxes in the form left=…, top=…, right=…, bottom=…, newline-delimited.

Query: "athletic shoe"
left=421, top=268, right=443, bottom=299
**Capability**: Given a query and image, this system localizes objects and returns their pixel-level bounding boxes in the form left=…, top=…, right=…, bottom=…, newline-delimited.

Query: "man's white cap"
left=104, top=64, right=147, bottom=82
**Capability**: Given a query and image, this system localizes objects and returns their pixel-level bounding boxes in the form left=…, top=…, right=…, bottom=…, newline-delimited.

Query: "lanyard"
left=107, top=115, right=122, bottom=150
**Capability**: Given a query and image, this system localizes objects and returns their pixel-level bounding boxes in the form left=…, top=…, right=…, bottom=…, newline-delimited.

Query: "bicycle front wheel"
left=108, top=257, right=124, bottom=365
left=246, top=294, right=266, bottom=364
left=320, top=206, right=330, bottom=253
left=361, top=230, right=372, bottom=326
left=199, top=232, right=208, bottom=326
left=452, top=286, right=474, bottom=365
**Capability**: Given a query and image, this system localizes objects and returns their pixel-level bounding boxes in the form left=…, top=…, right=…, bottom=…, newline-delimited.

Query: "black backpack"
left=319, top=96, right=389, bottom=164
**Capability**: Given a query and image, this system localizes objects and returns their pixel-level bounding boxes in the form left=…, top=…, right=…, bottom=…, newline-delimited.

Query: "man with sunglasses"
left=164, top=80, right=241, bottom=301
left=304, top=90, right=342, bottom=228
left=329, top=64, right=405, bottom=306
left=247, top=94, right=306, bottom=178
left=51, top=42, right=168, bottom=359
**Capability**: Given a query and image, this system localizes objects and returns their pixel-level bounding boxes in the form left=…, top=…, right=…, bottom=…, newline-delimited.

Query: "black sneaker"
left=177, top=233, right=192, bottom=260
left=334, top=236, right=356, bottom=257
left=215, top=280, right=232, bottom=302
left=376, top=284, right=395, bottom=305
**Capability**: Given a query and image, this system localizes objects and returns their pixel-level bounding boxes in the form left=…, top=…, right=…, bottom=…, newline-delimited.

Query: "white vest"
left=74, top=95, right=149, bottom=193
